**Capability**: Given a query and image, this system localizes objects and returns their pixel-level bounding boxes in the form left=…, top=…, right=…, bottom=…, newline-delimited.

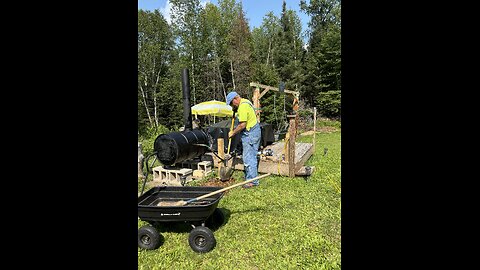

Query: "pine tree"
left=300, top=0, right=341, bottom=117
left=227, top=4, right=253, bottom=98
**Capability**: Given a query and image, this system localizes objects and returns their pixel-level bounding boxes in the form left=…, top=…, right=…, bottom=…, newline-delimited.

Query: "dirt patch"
left=300, top=130, right=315, bottom=136
left=200, top=177, right=238, bottom=194
left=156, top=201, right=183, bottom=206
left=300, top=127, right=339, bottom=136
left=318, top=126, right=339, bottom=133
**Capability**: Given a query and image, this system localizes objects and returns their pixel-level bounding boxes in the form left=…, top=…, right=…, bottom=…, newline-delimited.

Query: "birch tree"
left=138, top=10, right=175, bottom=130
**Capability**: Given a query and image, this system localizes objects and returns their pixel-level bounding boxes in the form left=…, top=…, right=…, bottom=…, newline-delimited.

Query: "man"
left=226, top=91, right=261, bottom=188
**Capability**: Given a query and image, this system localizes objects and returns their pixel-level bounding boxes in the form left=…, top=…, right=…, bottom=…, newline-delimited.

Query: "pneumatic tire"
left=188, top=226, right=216, bottom=253
left=138, top=225, right=162, bottom=250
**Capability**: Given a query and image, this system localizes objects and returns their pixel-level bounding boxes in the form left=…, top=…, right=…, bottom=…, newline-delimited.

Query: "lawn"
left=138, top=130, right=341, bottom=270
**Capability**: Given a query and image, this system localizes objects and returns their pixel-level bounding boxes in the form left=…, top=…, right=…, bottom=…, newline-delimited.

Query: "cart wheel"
left=206, top=208, right=225, bottom=230
left=138, top=225, right=162, bottom=250
left=188, top=226, right=216, bottom=253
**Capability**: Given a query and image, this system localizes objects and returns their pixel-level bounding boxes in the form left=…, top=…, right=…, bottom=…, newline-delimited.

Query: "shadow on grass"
left=228, top=206, right=265, bottom=215
left=149, top=207, right=232, bottom=233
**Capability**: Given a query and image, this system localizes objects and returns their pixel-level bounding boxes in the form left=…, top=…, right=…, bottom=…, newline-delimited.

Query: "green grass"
left=138, top=131, right=341, bottom=270
left=316, top=118, right=341, bottom=129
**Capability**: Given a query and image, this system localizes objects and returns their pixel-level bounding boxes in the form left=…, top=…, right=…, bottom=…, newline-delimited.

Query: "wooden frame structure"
left=250, top=82, right=303, bottom=177
left=206, top=83, right=315, bottom=178
left=250, top=82, right=300, bottom=123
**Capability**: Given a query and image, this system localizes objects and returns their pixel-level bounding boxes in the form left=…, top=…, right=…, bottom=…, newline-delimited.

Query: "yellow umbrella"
left=191, top=100, right=234, bottom=117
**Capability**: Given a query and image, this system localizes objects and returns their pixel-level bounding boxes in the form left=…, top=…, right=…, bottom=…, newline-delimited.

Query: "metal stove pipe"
left=181, top=68, right=193, bottom=131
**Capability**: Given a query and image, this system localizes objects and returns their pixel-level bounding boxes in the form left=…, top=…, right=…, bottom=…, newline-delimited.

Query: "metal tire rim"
left=194, top=235, right=206, bottom=247
left=141, top=235, right=151, bottom=245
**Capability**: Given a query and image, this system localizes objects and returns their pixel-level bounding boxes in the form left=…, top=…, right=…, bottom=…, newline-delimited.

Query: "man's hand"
left=229, top=121, right=245, bottom=138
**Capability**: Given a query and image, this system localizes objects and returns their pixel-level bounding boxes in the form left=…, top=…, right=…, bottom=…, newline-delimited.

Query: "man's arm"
left=229, top=121, right=246, bottom=138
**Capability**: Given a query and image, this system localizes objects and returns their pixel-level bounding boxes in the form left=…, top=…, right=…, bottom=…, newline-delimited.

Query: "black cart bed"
left=138, top=186, right=224, bottom=223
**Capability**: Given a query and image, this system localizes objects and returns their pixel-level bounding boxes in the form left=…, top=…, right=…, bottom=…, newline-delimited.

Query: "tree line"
left=138, top=0, right=341, bottom=135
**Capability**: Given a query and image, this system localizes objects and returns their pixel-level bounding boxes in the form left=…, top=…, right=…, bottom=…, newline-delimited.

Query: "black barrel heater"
left=154, top=129, right=209, bottom=166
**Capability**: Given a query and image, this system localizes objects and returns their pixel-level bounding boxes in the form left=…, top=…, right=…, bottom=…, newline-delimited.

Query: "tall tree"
left=251, top=12, right=280, bottom=67
left=213, top=0, right=240, bottom=95
left=170, top=0, right=203, bottom=104
left=197, top=3, right=225, bottom=102
left=274, top=1, right=304, bottom=91
left=300, top=0, right=341, bottom=117
left=138, top=9, right=176, bottom=132
left=227, top=5, right=253, bottom=97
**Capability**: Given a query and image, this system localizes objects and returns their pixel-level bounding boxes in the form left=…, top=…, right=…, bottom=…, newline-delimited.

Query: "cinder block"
left=193, top=169, right=205, bottom=179
left=180, top=159, right=200, bottom=170
left=172, top=168, right=193, bottom=182
left=197, top=161, right=212, bottom=173
left=152, top=166, right=164, bottom=181
left=152, top=166, right=193, bottom=186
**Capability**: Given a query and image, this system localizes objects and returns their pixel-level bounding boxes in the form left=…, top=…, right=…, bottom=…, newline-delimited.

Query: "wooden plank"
left=253, top=87, right=261, bottom=122
left=249, top=82, right=298, bottom=96
left=295, top=143, right=314, bottom=173
left=258, top=86, right=271, bottom=99
left=218, top=138, right=224, bottom=175
left=288, top=115, right=297, bottom=177
left=263, top=142, right=312, bottom=163
left=259, top=158, right=288, bottom=176
left=203, top=142, right=313, bottom=177
left=138, top=142, right=144, bottom=179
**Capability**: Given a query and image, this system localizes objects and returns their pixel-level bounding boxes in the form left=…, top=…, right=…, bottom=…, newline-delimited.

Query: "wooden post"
left=293, top=95, right=299, bottom=138
left=138, top=142, right=145, bottom=179
left=287, top=114, right=297, bottom=177
left=313, top=107, right=317, bottom=152
left=292, top=96, right=299, bottom=112
left=253, top=86, right=261, bottom=122
left=217, top=138, right=224, bottom=175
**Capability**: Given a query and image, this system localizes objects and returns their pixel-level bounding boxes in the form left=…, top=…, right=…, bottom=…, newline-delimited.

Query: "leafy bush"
left=317, top=118, right=341, bottom=129
left=317, top=91, right=341, bottom=118
left=138, top=124, right=171, bottom=155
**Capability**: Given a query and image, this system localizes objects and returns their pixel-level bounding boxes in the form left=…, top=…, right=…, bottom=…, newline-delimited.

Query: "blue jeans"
left=241, top=123, right=261, bottom=185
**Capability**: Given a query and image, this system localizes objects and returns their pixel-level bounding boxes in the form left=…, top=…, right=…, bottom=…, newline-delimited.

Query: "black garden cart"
left=138, top=185, right=225, bottom=253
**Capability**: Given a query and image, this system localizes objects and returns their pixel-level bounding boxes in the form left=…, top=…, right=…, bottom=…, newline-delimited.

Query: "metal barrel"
left=154, top=129, right=209, bottom=166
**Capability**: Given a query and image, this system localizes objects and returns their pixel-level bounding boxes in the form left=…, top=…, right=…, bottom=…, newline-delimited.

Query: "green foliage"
left=250, top=63, right=279, bottom=86
left=260, top=91, right=293, bottom=132
left=138, top=124, right=172, bottom=155
left=317, top=91, right=341, bottom=118
left=251, top=12, right=280, bottom=65
left=274, top=3, right=304, bottom=89
left=138, top=9, right=180, bottom=133
left=298, top=0, right=341, bottom=118
left=298, top=108, right=313, bottom=119
left=227, top=4, right=253, bottom=97
left=317, top=118, right=341, bottom=128
left=300, top=0, right=341, bottom=33
left=138, top=132, right=341, bottom=269
left=197, top=3, right=225, bottom=101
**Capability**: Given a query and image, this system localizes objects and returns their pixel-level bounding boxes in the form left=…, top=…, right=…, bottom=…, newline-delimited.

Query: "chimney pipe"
left=181, top=68, right=193, bottom=130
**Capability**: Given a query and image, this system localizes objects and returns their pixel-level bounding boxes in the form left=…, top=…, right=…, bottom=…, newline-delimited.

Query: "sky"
left=138, top=0, right=310, bottom=38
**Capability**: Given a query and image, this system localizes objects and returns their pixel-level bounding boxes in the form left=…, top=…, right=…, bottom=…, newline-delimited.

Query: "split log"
left=138, top=142, right=145, bottom=179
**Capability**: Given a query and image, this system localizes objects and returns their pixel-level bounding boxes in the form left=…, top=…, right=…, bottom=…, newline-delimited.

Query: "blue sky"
left=138, top=0, right=310, bottom=38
